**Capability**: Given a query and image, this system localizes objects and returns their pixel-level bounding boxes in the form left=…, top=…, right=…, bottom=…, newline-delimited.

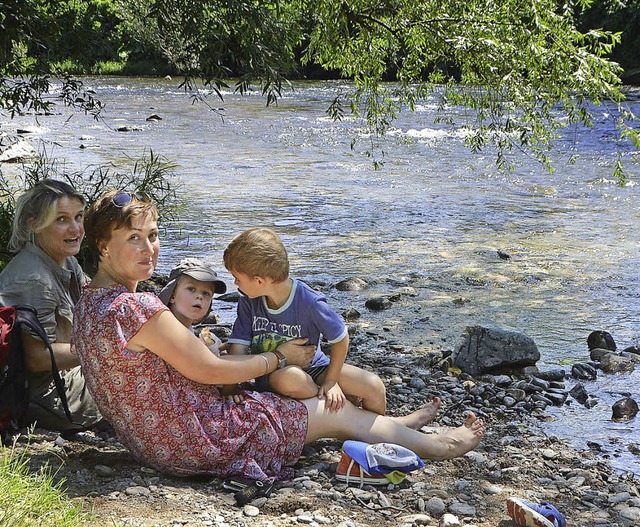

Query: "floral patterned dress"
left=72, top=284, right=308, bottom=480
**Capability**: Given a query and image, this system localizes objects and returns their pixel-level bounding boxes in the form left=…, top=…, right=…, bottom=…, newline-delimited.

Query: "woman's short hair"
left=223, top=227, right=289, bottom=283
left=84, top=190, right=158, bottom=267
left=9, top=179, right=86, bottom=253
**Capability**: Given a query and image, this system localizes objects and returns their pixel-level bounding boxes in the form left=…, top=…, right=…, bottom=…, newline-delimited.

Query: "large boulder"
left=453, top=325, right=540, bottom=376
left=0, top=141, right=39, bottom=163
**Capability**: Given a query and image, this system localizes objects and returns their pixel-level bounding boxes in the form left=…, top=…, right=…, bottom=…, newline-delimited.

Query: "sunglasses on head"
left=111, top=191, right=149, bottom=207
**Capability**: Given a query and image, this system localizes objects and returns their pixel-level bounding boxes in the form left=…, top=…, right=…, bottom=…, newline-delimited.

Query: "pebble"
left=541, top=448, right=560, bottom=459
left=608, top=492, right=631, bottom=503
left=482, top=485, right=503, bottom=495
left=426, top=497, right=446, bottom=516
left=125, top=486, right=150, bottom=497
left=448, top=502, right=476, bottom=516
left=14, top=317, right=640, bottom=527
left=439, top=513, right=461, bottom=526
left=94, top=464, right=115, bottom=477
left=243, top=505, right=260, bottom=517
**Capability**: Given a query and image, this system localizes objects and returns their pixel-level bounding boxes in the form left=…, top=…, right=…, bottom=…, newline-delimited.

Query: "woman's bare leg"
left=302, top=397, right=484, bottom=460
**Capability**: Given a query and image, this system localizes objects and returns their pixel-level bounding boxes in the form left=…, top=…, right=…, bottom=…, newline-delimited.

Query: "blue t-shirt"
left=228, top=279, right=348, bottom=370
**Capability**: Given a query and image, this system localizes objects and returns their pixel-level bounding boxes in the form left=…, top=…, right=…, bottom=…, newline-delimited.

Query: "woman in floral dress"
left=72, top=190, right=485, bottom=482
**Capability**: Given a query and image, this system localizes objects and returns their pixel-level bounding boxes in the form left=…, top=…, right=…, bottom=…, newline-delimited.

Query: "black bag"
left=0, top=304, right=72, bottom=445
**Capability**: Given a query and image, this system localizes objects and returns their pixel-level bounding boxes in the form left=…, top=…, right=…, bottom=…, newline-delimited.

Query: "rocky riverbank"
left=11, top=325, right=640, bottom=527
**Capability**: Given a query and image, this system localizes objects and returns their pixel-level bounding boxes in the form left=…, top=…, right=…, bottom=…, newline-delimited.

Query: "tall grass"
left=0, top=441, right=87, bottom=526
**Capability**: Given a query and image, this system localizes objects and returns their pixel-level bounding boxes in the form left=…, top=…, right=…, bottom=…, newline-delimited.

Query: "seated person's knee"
left=365, top=371, right=386, bottom=395
left=269, top=366, right=316, bottom=398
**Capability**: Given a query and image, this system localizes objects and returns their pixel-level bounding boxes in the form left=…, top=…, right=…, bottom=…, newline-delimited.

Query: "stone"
left=532, top=369, right=566, bottom=381
left=600, top=354, right=635, bottom=374
left=448, top=502, right=476, bottom=516
left=335, top=277, right=369, bottom=291
left=482, top=485, right=503, bottom=495
left=243, top=505, right=260, bottom=517
left=453, top=325, right=540, bottom=376
left=545, top=391, right=568, bottom=406
left=569, top=382, right=589, bottom=405
left=125, top=486, right=151, bottom=497
left=0, top=141, right=39, bottom=162
left=95, top=464, right=115, bottom=477
left=571, top=363, right=597, bottom=380
left=365, top=296, right=392, bottom=311
left=621, top=344, right=640, bottom=356
left=342, top=308, right=361, bottom=321
left=426, top=497, right=446, bottom=517
left=590, top=348, right=611, bottom=362
left=608, top=492, right=631, bottom=503
left=611, top=397, right=638, bottom=421
left=587, top=330, right=616, bottom=351
left=439, top=513, right=461, bottom=527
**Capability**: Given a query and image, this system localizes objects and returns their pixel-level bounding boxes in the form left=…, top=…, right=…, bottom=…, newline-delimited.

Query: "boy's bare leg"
left=321, top=363, right=387, bottom=415
left=269, top=366, right=319, bottom=400
left=303, top=397, right=485, bottom=460
left=324, top=365, right=440, bottom=429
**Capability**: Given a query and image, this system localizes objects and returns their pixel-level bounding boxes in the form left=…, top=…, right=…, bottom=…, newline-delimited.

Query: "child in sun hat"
left=158, top=258, right=227, bottom=353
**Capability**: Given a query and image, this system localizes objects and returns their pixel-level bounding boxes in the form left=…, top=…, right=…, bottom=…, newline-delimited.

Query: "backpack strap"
left=14, top=305, right=73, bottom=424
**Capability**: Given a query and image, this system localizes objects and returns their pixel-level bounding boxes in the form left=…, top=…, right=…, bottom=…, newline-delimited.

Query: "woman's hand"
left=318, top=379, right=347, bottom=412
left=277, top=338, right=315, bottom=368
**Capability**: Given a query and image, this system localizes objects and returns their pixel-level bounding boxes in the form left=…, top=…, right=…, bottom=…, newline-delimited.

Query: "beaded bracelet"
left=259, top=354, right=270, bottom=375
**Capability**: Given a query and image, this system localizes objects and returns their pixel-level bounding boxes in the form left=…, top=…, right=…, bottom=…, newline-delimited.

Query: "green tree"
left=116, top=0, right=304, bottom=104
left=120, top=0, right=638, bottom=173
left=0, top=0, right=104, bottom=117
left=578, top=0, right=640, bottom=83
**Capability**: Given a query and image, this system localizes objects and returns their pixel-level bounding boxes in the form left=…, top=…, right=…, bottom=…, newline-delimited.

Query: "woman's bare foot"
left=393, top=397, right=442, bottom=429
left=428, top=412, right=485, bottom=460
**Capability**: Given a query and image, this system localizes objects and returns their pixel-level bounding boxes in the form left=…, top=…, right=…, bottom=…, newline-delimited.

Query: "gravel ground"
left=10, top=327, right=640, bottom=527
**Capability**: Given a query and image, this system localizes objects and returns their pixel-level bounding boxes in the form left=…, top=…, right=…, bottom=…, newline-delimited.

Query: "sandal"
left=234, top=479, right=273, bottom=506
left=507, top=498, right=566, bottom=527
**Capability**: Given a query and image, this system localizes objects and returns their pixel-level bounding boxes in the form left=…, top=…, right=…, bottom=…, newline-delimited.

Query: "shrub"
left=0, top=148, right=183, bottom=272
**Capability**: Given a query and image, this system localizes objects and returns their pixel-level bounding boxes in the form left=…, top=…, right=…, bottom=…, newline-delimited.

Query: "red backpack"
left=0, top=305, right=72, bottom=444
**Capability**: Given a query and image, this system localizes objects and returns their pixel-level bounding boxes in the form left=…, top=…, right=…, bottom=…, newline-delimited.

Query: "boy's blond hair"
left=223, top=227, right=289, bottom=283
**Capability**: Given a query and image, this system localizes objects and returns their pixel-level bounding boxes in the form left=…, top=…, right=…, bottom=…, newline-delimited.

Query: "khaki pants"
left=26, top=366, right=103, bottom=432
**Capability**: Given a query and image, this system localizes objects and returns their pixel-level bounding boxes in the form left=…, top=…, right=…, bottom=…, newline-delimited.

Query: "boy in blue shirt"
left=223, top=228, right=440, bottom=424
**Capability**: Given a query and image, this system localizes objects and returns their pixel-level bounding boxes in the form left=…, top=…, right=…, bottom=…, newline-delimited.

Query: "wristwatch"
left=272, top=349, right=288, bottom=369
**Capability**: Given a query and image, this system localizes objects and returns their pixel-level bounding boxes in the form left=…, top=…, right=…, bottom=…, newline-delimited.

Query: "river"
left=2, top=77, right=639, bottom=474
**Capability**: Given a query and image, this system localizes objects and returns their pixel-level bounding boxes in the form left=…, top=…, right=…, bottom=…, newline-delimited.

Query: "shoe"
left=233, top=479, right=273, bottom=505
left=507, top=498, right=566, bottom=527
left=334, top=451, right=389, bottom=487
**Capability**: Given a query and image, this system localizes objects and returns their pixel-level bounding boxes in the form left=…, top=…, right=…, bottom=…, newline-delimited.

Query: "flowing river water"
left=2, top=77, right=639, bottom=474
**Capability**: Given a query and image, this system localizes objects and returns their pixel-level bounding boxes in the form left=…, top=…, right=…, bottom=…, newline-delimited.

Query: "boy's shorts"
left=254, top=364, right=329, bottom=392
